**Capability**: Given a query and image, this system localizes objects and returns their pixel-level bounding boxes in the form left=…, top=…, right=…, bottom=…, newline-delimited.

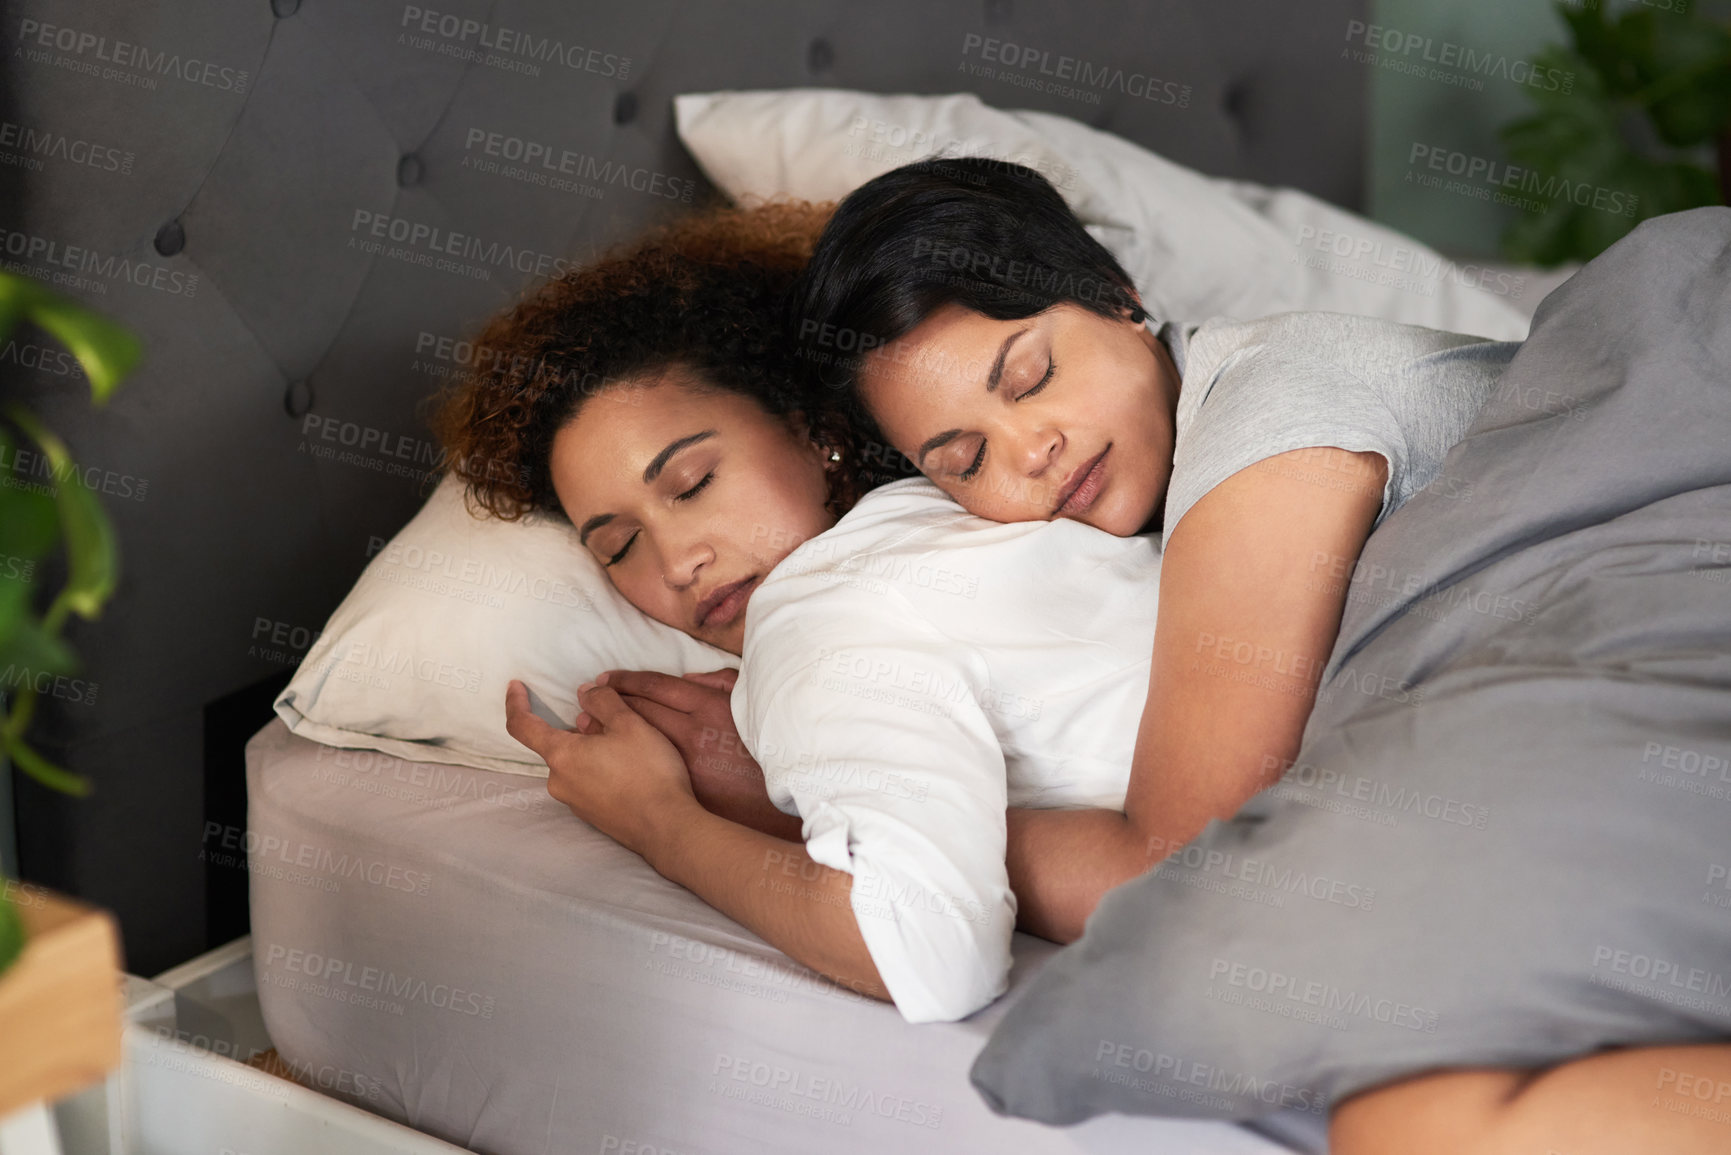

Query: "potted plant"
left=1500, top=2, right=1731, bottom=265
left=0, top=272, right=140, bottom=979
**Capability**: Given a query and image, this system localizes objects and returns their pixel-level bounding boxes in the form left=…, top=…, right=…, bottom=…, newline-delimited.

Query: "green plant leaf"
left=1, top=407, right=118, bottom=622
left=17, top=290, right=141, bottom=406
left=1558, top=3, right=1631, bottom=97
left=0, top=885, right=23, bottom=978
left=0, top=609, right=78, bottom=678
left=1502, top=18, right=1727, bottom=266
left=0, top=441, right=60, bottom=561
left=1620, top=11, right=1731, bottom=147
left=2, top=732, right=90, bottom=796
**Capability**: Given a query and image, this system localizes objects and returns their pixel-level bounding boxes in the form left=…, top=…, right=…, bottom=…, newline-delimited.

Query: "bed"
left=246, top=717, right=1328, bottom=1154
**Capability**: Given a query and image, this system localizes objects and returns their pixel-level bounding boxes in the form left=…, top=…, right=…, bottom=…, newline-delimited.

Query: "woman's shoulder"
left=1187, top=311, right=1504, bottom=382
left=748, top=477, right=1158, bottom=646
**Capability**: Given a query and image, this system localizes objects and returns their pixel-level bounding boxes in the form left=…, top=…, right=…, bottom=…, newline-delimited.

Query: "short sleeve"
left=1162, top=341, right=1408, bottom=542
left=733, top=586, right=1015, bottom=1024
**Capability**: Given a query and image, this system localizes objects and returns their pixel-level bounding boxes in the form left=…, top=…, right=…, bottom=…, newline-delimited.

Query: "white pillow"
left=274, top=474, right=734, bottom=777
left=674, top=89, right=1532, bottom=340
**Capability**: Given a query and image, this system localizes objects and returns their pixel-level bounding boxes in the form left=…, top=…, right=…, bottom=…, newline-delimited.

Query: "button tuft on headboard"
left=397, top=154, right=423, bottom=187
left=807, top=38, right=835, bottom=74
left=283, top=379, right=314, bottom=419
left=154, top=220, right=185, bottom=257
left=270, top=0, right=300, bottom=16
left=1222, top=81, right=1250, bottom=121
left=985, top=0, right=1012, bottom=22
left=614, top=92, right=638, bottom=125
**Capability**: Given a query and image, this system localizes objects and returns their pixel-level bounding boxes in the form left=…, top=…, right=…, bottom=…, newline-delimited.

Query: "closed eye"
left=958, top=441, right=985, bottom=482
left=675, top=472, right=714, bottom=502
left=1016, top=356, right=1055, bottom=401
left=604, top=531, right=638, bottom=567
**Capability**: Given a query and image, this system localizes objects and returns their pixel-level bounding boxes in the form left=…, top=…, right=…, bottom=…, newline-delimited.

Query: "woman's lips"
left=696, top=575, right=759, bottom=631
left=1054, top=445, right=1110, bottom=517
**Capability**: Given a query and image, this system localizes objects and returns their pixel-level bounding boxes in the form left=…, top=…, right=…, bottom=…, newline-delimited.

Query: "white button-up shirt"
left=733, top=477, right=1160, bottom=1022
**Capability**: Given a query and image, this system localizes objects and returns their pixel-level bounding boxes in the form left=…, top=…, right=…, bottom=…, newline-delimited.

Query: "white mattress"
left=245, top=719, right=1327, bottom=1154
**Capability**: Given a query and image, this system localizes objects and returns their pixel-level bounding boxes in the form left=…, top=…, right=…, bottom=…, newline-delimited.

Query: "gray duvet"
left=971, top=207, right=1731, bottom=1124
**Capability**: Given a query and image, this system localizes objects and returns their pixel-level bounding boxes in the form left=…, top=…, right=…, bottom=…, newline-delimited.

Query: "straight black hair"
left=791, top=157, right=1143, bottom=379
left=788, top=158, right=1144, bottom=488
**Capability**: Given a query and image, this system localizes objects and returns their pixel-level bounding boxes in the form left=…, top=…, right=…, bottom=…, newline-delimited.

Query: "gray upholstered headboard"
left=0, top=0, right=1365, bottom=973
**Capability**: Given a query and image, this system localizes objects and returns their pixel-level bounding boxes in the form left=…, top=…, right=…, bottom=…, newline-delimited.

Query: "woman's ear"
left=787, top=409, right=841, bottom=469
left=1123, top=295, right=1148, bottom=326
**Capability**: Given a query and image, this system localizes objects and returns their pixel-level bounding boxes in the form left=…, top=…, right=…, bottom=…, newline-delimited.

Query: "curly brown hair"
left=429, top=200, right=864, bottom=522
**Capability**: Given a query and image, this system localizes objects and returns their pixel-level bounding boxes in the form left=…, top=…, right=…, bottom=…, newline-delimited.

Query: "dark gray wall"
left=0, top=0, right=1366, bottom=975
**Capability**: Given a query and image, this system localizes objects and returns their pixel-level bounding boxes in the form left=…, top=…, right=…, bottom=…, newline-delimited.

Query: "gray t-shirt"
left=1153, top=312, right=1520, bottom=542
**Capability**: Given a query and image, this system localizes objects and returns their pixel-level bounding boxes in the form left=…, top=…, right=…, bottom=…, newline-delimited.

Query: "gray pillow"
left=971, top=207, right=1731, bottom=1124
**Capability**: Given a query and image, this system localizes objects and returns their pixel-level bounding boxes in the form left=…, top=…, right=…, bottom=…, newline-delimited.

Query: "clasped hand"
left=504, top=668, right=801, bottom=851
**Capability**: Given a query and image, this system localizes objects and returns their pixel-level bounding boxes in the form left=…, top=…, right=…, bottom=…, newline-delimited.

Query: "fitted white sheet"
left=245, top=719, right=1325, bottom=1154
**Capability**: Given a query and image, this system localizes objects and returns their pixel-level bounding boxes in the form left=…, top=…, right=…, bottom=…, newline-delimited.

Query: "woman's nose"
left=663, top=537, right=714, bottom=591
left=1012, top=424, right=1063, bottom=475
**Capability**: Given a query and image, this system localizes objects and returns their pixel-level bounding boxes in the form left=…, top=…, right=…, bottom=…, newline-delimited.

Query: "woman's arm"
left=1007, top=445, right=1389, bottom=942
left=504, top=679, right=890, bottom=1002
left=600, top=668, right=805, bottom=843
left=1330, top=1044, right=1731, bottom=1155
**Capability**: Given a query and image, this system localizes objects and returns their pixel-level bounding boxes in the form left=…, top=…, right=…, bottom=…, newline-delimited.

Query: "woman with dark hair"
left=435, top=201, right=1170, bottom=1015
left=432, top=201, right=845, bottom=834
left=779, top=158, right=1731, bottom=1155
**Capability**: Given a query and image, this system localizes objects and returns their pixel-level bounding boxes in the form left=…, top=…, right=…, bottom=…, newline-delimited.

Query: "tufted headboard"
left=0, top=0, right=1365, bottom=973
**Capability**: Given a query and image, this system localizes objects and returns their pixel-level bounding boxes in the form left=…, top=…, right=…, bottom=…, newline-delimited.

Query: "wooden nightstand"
left=0, top=889, right=124, bottom=1155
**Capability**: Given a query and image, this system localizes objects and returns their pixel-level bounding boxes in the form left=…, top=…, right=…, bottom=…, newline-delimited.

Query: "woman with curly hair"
left=432, top=201, right=852, bottom=839
left=432, top=200, right=1178, bottom=1018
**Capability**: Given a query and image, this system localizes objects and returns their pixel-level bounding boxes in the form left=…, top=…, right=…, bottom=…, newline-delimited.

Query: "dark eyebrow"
left=916, top=429, right=962, bottom=470
left=577, top=512, right=614, bottom=547
left=579, top=430, right=717, bottom=548
left=987, top=328, right=1031, bottom=393
left=643, top=429, right=716, bottom=484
